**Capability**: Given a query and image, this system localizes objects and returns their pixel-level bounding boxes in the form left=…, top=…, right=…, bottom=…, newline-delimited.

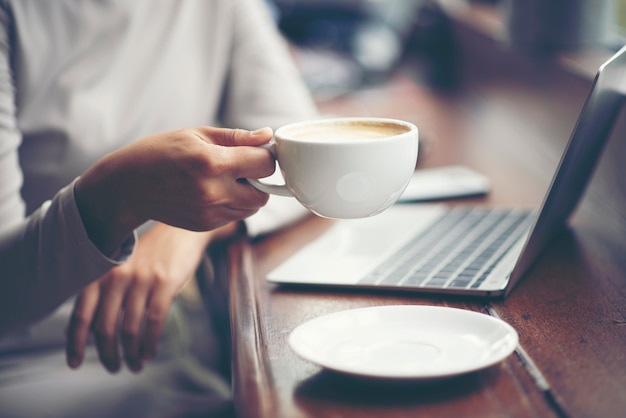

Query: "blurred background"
left=266, top=0, right=624, bottom=101
left=267, top=0, right=457, bottom=99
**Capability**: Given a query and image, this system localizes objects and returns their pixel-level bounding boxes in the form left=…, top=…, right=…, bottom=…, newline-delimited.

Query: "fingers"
left=198, top=126, right=273, bottom=147
left=132, top=125, right=276, bottom=232
left=66, top=282, right=101, bottom=369
left=65, top=274, right=176, bottom=374
left=92, top=276, right=128, bottom=373
left=224, top=176, right=272, bottom=210
left=141, top=286, right=175, bottom=361
left=119, top=281, right=151, bottom=372
left=199, top=138, right=275, bottom=213
left=196, top=126, right=277, bottom=178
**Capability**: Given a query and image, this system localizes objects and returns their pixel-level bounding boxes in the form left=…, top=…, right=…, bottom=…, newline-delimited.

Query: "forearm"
left=0, top=5, right=120, bottom=335
left=74, top=153, right=143, bottom=257
left=0, top=182, right=136, bottom=336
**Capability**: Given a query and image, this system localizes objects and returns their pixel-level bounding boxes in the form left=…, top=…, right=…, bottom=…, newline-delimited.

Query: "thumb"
left=199, top=126, right=273, bottom=147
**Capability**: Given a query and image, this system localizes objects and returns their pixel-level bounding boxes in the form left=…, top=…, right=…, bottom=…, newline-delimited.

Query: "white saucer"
left=288, top=305, right=518, bottom=380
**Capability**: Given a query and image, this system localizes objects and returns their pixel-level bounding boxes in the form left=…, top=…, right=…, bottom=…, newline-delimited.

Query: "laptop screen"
left=506, top=45, right=626, bottom=295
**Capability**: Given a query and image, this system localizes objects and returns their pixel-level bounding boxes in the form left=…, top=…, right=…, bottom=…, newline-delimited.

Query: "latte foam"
left=280, top=121, right=410, bottom=142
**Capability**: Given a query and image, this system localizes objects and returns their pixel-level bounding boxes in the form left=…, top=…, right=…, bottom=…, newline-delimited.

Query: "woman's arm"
left=0, top=126, right=274, bottom=337
left=63, top=0, right=321, bottom=373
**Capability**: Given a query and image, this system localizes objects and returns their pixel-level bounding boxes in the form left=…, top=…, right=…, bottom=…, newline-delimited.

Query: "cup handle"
left=246, top=142, right=294, bottom=197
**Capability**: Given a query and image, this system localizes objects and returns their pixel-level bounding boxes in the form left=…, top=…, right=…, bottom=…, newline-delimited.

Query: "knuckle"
left=148, top=268, right=169, bottom=287
left=229, top=128, right=245, bottom=145
left=130, top=271, right=150, bottom=287
left=258, top=192, right=271, bottom=206
left=261, top=162, right=276, bottom=178
left=207, top=155, right=230, bottom=176
left=246, top=195, right=269, bottom=212
left=248, top=186, right=270, bottom=206
left=102, top=272, right=126, bottom=290
left=191, top=150, right=229, bottom=178
left=146, top=304, right=168, bottom=325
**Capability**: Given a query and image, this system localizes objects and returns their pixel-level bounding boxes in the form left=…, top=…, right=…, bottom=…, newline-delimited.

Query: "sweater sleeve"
left=0, top=3, right=135, bottom=337
left=0, top=180, right=137, bottom=336
left=220, top=0, right=318, bottom=131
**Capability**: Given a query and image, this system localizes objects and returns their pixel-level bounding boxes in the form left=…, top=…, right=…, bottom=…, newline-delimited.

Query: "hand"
left=75, top=126, right=275, bottom=256
left=65, top=222, right=237, bottom=373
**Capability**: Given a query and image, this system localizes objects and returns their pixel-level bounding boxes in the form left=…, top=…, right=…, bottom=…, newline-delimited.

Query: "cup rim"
left=274, top=117, right=418, bottom=144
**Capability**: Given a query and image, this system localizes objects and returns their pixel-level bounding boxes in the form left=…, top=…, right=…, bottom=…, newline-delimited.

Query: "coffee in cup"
left=247, top=117, right=418, bottom=219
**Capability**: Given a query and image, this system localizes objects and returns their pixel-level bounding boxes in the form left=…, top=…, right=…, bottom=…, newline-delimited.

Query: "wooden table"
left=206, top=62, right=626, bottom=418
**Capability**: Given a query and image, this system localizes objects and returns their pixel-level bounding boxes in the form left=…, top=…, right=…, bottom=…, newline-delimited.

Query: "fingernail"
left=128, top=361, right=143, bottom=373
left=142, top=349, right=155, bottom=361
left=251, top=127, right=272, bottom=136
left=107, top=365, right=121, bottom=374
left=68, top=357, right=80, bottom=369
left=105, top=360, right=121, bottom=374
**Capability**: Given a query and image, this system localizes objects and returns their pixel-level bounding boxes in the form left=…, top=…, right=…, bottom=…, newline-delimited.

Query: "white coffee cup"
left=248, top=117, right=418, bottom=219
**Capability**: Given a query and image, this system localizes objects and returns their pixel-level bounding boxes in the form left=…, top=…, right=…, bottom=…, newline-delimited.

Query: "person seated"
left=0, top=0, right=318, bottom=416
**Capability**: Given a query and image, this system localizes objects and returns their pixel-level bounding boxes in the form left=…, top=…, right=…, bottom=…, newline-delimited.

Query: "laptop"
left=265, top=45, right=626, bottom=298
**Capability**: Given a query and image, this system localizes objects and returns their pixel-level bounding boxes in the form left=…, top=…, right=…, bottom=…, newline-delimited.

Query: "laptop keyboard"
left=358, top=207, right=535, bottom=290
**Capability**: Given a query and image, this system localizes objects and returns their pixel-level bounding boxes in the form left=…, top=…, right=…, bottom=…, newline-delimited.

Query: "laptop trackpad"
left=266, top=204, right=445, bottom=285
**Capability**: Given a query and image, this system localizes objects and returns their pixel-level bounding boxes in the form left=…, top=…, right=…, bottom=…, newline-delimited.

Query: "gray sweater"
left=0, top=0, right=317, bottom=336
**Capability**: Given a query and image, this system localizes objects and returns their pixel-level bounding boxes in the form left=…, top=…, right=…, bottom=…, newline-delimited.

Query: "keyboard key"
left=358, top=207, right=534, bottom=290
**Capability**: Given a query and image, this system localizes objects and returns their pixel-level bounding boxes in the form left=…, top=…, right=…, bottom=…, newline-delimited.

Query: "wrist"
left=74, top=156, right=144, bottom=256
